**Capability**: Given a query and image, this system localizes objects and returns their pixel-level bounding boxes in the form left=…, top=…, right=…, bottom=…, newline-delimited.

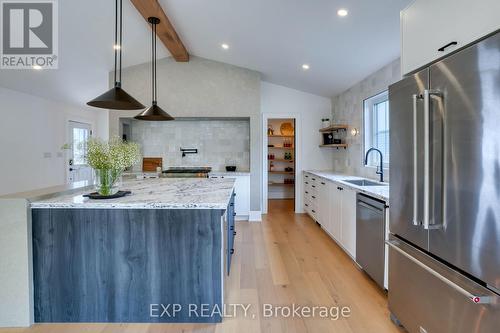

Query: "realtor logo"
left=1, top=0, right=58, bottom=69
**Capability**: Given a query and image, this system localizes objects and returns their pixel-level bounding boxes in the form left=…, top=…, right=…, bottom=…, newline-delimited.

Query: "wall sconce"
left=350, top=128, right=359, bottom=136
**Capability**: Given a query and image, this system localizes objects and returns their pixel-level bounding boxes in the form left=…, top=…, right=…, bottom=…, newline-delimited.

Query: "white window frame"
left=363, top=90, right=390, bottom=169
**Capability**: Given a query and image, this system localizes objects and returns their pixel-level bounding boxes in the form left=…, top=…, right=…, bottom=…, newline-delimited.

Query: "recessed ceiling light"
left=302, top=64, right=310, bottom=70
left=32, top=65, right=42, bottom=70
left=337, top=9, right=348, bottom=17
left=221, top=43, right=229, bottom=50
left=113, top=44, right=121, bottom=50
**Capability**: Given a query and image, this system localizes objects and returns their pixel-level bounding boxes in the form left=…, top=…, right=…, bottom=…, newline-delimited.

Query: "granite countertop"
left=30, top=178, right=236, bottom=210
left=209, top=171, right=250, bottom=176
left=304, top=170, right=389, bottom=202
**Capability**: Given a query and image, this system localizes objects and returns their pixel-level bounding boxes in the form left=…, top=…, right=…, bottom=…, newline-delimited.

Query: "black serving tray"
left=83, top=191, right=131, bottom=200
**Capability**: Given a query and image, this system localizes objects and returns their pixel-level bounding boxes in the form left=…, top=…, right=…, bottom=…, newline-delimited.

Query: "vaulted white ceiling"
left=0, top=0, right=411, bottom=107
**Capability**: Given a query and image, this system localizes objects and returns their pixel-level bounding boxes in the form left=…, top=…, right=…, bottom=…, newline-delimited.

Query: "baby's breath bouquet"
left=86, top=136, right=141, bottom=196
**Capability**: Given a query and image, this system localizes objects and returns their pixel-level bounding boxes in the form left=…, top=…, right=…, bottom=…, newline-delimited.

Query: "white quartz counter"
left=30, top=178, right=236, bottom=210
left=304, top=170, right=389, bottom=202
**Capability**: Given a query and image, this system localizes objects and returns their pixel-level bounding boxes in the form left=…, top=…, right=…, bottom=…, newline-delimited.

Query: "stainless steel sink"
left=343, top=179, right=388, bottom=187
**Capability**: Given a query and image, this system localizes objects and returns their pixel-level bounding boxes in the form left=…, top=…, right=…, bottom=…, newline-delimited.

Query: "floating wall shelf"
left=319, top=124, right=348, bottom=133
left=319, top=144, right=348, bottom=149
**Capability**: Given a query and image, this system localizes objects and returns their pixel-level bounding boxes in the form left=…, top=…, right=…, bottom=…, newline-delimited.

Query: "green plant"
left=85, top=136, right=141, bottom=195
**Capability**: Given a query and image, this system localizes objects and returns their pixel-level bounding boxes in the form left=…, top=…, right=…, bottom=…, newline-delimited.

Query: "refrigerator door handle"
left=412, top=93, right=423, bottom=226
left=387, top=239, right=498, bottom=305
left=423, top=89, right=443, bottom=230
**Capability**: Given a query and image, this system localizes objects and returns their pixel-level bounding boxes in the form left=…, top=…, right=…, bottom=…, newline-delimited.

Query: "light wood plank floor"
left=1, top=200, right=401, bottom=333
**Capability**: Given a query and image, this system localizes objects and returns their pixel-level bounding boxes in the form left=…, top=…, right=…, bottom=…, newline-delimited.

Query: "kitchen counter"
left=1, top=178, right=237, bottom=325
left=304, top=170, right=389, bottom=202
left=209, top=171, right=250, bottom=177
left=30, top=177, right=235, bottom=210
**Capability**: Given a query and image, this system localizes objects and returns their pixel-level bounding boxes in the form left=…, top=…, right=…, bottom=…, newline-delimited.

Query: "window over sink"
left=363, top=90, right=389, bottom=169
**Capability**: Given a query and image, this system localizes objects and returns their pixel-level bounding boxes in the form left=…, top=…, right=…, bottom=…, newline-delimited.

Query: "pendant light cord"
left=113, top=0, right=123, bottom=87
left=154, top=21, right=157, bottom=103
left=151, top=19, right=155, bottom=103
left=150, top=19, right=158, bottom=104
left=119, top=0, right=123, bottom=84
left=114, top=0, right=118, bottom=86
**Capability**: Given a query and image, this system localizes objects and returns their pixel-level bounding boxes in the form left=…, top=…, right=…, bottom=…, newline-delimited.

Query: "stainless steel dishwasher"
left=356, top=193, right=387, bottom=289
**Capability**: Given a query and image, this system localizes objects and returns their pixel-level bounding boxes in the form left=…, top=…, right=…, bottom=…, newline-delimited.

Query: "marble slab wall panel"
left=130, top=119, right=250, bottom=172
left=331, top=59, right=401, bottom=181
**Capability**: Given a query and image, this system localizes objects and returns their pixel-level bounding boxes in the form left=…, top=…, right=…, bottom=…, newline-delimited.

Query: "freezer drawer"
left=387, top=237, right=500, bottom=333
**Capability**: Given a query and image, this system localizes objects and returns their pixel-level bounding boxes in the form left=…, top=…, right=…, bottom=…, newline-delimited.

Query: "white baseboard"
left=248, top=211, right=262, bottom=222
left=235, top=215, right=249, bottom=221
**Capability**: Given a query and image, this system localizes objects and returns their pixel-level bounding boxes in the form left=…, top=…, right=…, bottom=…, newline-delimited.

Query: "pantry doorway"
left=262, top=114, right=301, bottom=214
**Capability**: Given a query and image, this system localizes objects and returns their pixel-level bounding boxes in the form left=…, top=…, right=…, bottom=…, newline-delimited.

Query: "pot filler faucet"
left=365, top=148, right=384, bottom=183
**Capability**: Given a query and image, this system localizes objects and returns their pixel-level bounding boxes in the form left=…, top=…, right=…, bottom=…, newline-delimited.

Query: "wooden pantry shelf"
left=268, top=159, right=294, bottom=162
left=268, top=146, right=294, bottom=150
left=268, top=135, right=295, bottom=138
left=319, top=144, right=348, bottom=149
left=319, top=124, right=348, bottom=132
left=268, top=171, right=295, bottom=175
left=268, top=183, right=295, bottom=186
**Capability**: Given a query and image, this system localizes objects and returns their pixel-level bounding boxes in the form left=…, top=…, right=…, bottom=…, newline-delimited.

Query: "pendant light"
left=134, top=17, right=174, bottom=121
left=87, top=0, right=145, bottom=110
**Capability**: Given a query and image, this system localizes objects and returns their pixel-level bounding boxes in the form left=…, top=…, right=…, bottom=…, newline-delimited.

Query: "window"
left=363, top=91, right=389, bottom=168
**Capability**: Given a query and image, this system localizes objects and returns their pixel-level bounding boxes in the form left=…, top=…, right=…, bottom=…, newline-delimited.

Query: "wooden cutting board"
left=142, top=158, right=163, bottom=172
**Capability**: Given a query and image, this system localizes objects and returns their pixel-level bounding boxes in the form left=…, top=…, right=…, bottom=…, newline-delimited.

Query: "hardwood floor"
left=1, top=200, right=401, bottom=333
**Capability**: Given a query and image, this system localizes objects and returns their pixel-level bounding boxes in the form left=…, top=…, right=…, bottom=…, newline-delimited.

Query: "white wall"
left=0, top=86, right=108, bottom=196
left=108, top=56, right=262, bottom=212
left=261, top=82, right=333, bottom=212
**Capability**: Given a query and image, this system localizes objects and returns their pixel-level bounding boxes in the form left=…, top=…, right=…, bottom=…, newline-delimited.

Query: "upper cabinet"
left=401, top=0, right=500, bottom=76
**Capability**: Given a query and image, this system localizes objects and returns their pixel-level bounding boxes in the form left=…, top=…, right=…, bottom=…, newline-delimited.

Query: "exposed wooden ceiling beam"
left=130, top=0, right=189, bottom=62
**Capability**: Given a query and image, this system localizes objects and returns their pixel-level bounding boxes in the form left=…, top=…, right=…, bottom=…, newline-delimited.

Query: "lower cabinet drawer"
left=388, top=237, right=500, bottom=333
left=310, top=207, right=318, bottom=221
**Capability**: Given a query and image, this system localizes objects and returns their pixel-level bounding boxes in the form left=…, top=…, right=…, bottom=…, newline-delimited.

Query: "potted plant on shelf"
left=86, top=136, right=141, bottom=196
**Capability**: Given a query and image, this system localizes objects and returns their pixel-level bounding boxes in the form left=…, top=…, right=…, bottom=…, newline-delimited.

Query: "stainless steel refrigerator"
left=388, top=31, right=500, bottom=333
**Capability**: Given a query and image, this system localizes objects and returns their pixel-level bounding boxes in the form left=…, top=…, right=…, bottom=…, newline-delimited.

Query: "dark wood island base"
left=32, top=193, right=235, bottom=323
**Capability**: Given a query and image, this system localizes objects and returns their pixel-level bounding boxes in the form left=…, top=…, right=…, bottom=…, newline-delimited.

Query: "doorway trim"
left=67, top=120, right=93, bottom=184
left=262, top=113, right=302, bottom=214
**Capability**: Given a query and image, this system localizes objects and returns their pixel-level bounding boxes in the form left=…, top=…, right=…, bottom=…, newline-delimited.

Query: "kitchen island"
left=1, top=178, right=236, bottom=325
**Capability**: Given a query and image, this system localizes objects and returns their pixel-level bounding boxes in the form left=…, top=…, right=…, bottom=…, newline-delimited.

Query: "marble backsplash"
left=129, top=118, right=250, bottom=172
left=330, top=58, right=401, bottom=182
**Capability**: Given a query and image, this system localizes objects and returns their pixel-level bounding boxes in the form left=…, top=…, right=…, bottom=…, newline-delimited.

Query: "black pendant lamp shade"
left=87, top=84, right=145, bottom=110
left=135, top=102, right=175, bottom=121
left=87, top=0, right=145, bottom=110
left=134, top=17, right=174, bottom=121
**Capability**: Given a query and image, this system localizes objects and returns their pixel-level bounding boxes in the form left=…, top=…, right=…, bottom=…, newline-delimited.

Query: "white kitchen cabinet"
left=339, top=187, right=357, bottom=259
left=329, top=184, right=342, bottom=241
left=210, top=174, right=250, bottom=219
left=328, top=184, right=356, bottom=259
left=401, top=0, right=500, bottom=75
left=303, top=172, right=319, bottom=220
left=303, top=173, right=312, bottom=215
left=317, top=178, right=331, bottom=229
